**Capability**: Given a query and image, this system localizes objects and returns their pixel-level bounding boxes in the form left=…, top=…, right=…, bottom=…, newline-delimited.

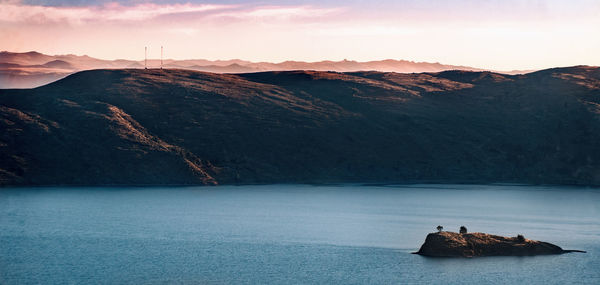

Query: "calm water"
left=1, top=184, right=599, bottom=284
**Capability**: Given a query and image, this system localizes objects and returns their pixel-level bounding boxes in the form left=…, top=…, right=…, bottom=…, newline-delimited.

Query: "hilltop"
left=1, top=66, right=600, bottom=186
left=0, top=51, right=526, bottom=88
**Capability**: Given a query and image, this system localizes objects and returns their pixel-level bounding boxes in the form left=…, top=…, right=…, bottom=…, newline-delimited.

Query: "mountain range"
left=1, top=66, right=599, bottom=186
left=0, top=51, right=530, bottom=88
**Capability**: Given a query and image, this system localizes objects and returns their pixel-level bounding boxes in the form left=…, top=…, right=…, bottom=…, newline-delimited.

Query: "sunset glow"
left=2, top=0, right=599, bottom=70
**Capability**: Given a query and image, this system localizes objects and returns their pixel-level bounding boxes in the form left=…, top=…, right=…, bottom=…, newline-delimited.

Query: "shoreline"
left=2, top=181, right=599, bottom=189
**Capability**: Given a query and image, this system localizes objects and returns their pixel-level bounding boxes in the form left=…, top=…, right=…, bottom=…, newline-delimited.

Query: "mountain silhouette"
left=0, top=51, right=532, bottom=88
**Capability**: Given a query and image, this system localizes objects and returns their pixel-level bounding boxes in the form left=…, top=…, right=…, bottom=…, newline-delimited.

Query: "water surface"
left=1, top=184, right=599, bottom=284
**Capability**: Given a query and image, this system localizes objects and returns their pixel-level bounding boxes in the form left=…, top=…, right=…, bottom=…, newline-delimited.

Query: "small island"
left=414, top=227, right=585, bottom=257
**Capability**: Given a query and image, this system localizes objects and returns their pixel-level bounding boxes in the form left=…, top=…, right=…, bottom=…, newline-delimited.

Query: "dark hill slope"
left=1, top=67, right=600, bottom=186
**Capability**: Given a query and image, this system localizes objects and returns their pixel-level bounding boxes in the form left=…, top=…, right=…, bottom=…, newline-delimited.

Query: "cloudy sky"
left=1, top=0, right=599, bottom=70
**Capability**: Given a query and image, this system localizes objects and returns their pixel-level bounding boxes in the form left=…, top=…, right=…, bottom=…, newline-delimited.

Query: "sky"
left=1, top=0, right=599, bottom=70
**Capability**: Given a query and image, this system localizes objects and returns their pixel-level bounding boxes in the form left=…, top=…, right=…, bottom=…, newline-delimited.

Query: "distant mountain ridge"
left=1, top=66, right=599, bottom=186
left=0, top=51, right=531, bottom=88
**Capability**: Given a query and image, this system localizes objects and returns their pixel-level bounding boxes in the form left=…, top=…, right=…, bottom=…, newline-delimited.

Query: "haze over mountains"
left=1, top=66, right=599, bottom=186
left=0, top=51, right=530, bottom=89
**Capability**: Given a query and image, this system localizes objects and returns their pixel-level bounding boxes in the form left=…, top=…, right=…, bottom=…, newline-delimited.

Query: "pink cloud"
left=206, top=5, right=344, bottom=21
left=243, top=6, right=342, bottom=18
left=0, top=2, right=235, bottom=24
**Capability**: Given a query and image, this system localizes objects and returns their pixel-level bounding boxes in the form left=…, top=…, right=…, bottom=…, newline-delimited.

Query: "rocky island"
left=414, top=230, right=586, bottom=257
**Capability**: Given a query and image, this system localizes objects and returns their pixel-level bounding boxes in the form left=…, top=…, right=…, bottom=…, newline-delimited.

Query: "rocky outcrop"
left=414, top=231, right=585, bottom=257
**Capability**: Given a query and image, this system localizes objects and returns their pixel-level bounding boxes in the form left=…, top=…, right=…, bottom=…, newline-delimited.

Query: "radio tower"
left=161, top=46, right=163, bottom=70
left=144, top=46, right=147, bottom=69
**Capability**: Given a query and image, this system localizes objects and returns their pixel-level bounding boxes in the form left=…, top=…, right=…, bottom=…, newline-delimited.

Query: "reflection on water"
left=0, top=184, right=599, bottom=284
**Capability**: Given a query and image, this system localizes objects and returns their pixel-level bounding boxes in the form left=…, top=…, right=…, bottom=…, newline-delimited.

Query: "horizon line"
left=0, top=50, right=551, bottom=72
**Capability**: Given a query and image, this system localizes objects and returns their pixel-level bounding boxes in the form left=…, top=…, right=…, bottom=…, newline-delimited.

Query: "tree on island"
left=437, top=225, right=443, bottom=232
left=459, top=226, right=467, bottom=234
left=517, top=234, right=526, bottom=243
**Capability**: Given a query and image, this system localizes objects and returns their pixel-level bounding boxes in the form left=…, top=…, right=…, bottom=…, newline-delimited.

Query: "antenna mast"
left=161, top=46, right=163, bottom=70
left=144, top=46, right=147, bottom=69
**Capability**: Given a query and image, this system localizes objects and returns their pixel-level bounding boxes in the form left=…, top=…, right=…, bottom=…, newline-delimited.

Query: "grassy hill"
left=1, top=67, right=599, bottom=186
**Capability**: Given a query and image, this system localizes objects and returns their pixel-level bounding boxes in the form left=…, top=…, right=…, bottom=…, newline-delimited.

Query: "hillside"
left=1, top=66, right=600, bottom=186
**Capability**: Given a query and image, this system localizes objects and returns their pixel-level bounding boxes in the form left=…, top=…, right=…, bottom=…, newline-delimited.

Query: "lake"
left=1, top=184, right=599, bottom=284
